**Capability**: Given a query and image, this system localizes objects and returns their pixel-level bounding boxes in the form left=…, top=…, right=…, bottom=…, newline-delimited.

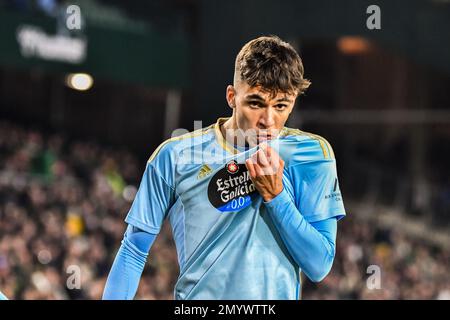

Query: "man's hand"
left=245, top=143, right=285, bottom=202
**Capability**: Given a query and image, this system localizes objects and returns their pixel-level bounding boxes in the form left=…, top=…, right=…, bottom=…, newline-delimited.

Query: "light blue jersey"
left=125, top=117, right=345, bottom=299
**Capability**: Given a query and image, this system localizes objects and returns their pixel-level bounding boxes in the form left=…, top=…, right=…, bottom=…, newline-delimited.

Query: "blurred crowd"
left=0, top=120, right=449, bottom=300
left=302, top=216, right=450, bottom=299
left=0, top=120, right=178, bottom=299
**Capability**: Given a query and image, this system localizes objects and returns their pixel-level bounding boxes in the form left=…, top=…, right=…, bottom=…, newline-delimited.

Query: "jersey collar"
left=214, top=117, right=240, bottom=155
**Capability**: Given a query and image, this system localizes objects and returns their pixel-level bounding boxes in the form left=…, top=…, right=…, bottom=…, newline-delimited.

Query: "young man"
left=103, top=35, right=346, bottom=300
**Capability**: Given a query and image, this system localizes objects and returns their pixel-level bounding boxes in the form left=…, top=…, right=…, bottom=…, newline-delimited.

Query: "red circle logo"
left=226, top=160, right=239, bottom=174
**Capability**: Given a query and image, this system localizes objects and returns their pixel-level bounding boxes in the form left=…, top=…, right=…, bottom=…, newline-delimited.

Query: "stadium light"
left=337, top=36, right=371, bottom=55
left=65, top=73, right=94, bottom=91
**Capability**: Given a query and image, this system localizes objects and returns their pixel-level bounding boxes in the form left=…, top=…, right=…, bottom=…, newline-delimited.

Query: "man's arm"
left=263, top=189, right=337, bottom=282
left=102, top=225, right=156, bottom=300
left=246, top=143, right=342, bottom=282
left=103, top=140, right=177, bottom=299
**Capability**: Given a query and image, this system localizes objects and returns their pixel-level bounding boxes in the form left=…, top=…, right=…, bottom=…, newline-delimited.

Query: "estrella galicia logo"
left=207, top=160, right=257, bottom=212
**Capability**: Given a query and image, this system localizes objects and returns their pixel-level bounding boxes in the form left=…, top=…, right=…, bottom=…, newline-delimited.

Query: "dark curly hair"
left=234, top=35, right=311, bottom=96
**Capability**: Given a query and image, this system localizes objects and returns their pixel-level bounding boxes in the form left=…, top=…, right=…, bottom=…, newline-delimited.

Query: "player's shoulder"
left=277, top=126, right=335, bottom=163
left=147, top=123, right=215, bottom=164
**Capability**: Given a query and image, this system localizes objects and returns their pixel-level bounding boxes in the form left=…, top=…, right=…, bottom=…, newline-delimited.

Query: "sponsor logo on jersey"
left=325, top=178, right=342, bottom=201
left=208, top=160, right=257, bottom=212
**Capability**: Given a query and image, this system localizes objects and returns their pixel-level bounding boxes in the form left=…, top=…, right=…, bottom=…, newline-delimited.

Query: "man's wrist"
left=262, top=187, right=285, bottom=203
left=262, top=189, right=283, bottom=202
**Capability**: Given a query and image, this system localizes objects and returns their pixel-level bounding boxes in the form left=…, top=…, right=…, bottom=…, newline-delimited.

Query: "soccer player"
left=103, top=35, right=346, bottom=300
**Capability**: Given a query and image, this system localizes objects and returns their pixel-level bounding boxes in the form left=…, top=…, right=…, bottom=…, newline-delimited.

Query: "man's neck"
left=220, top=117, right=247, bottom=149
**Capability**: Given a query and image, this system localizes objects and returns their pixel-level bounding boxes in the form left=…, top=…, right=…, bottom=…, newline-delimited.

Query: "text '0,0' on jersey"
left=125, top=117, right=346, bottom=300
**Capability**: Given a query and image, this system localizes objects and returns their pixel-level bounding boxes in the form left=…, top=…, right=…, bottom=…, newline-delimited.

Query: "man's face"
left=226, top=81, right=297, bottom=147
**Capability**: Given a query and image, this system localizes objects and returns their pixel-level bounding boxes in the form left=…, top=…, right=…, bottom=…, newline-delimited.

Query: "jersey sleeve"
left=125, top=142, right=176, bottom=234
left=287, top=140, right=346, bottom=223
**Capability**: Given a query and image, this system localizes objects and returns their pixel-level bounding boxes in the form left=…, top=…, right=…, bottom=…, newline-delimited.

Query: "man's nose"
left=259, top=108, right=275, bottom=128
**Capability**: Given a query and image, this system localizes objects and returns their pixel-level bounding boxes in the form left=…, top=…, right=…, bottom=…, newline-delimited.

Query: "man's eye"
left=275, top=104, right=287, bottom=110
left=249, top=101, right=260, bottom=108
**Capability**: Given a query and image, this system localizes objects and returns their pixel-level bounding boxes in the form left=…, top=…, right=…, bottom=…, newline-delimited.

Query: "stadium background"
left=1, top=0, right=449, bottom=299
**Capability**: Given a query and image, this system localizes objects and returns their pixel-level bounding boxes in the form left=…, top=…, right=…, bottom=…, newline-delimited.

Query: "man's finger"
left=266, top=145, right=273, bottom=158
left=279, top=158, right=285, bottom=171
left=258, top=143, right=270, bottom=164
left=249, top=152, right=258, bottom=166
left=257, top=149, right=270, bottom=167
left=249, top=149, right=259, bottom=162
left=253, top=162, right=265, bottom=176
left=245, top=158, right=256, bottom=179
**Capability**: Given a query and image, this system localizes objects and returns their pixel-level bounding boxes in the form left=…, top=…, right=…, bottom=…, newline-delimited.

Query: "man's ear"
left=226, top=85, right=236, bottom=109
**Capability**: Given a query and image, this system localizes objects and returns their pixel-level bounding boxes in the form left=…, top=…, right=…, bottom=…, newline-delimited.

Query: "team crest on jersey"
left=226, top=160, right=239, bottom=174
left=207, top=160, right=257, bottom=213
